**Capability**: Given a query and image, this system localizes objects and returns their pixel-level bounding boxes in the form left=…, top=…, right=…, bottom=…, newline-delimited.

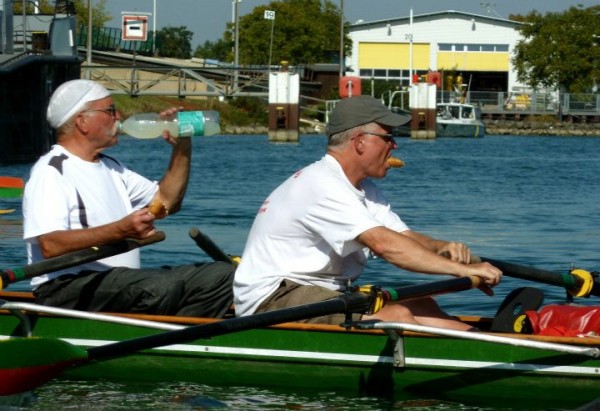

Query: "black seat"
left=490, top=287, right=544, bottom=333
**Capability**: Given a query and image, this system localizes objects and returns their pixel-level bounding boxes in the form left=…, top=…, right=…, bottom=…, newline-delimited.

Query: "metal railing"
left=463, top=91, right=600, bottom=116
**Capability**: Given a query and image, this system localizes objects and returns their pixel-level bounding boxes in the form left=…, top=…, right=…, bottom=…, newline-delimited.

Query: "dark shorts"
left=255, top=279, right=362, bottom=325
left=33, top=262, right=234, bottom=318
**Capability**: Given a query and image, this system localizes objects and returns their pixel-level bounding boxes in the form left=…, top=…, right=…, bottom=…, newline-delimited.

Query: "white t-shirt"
left=233, top=154, right=409, bottom=317
left=23, top=145, right=158, bottom=288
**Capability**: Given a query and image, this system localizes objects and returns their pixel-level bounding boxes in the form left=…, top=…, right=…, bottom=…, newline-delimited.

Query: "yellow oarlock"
left=569, top=268, right=594, bottom=298
left=230, top=255, right=241, bottom=267
left=356, top=285, right=386, bottom=315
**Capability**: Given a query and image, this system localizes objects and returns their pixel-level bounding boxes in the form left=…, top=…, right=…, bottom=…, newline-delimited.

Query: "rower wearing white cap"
left=23, top=79, right=234, bottom=317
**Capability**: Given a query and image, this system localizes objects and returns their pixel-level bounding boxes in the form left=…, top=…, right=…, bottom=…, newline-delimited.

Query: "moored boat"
left=1, top=290, right=599, bottom=409
left=436, top=102, right=486, bottom=138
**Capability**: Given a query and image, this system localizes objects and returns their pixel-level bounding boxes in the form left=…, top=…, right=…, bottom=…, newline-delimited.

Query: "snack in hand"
left=149, top=198, right=169, bottom=219
left=386, top=157, right=405, bottom=168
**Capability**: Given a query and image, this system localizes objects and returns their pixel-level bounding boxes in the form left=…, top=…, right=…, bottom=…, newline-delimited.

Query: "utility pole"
left=233, top=0, right=240, bottom=92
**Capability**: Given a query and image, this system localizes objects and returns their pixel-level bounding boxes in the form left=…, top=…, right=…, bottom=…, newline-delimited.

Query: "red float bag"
left=525, top=305, right=600, bottom=337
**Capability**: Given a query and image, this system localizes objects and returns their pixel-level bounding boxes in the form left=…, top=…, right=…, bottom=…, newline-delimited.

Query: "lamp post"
left=152, top=0, right=156, bottom=55
left=339, top=0, right=344, bottom=78
left=233, top=0, right=240, bottom=90
left=86, top=0, right=92, bottom=78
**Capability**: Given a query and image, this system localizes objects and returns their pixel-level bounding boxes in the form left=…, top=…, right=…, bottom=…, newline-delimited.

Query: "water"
left=1, top=134, right=600, bottom=410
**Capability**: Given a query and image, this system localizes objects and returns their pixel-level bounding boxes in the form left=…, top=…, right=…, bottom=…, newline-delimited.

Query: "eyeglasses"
left=363, top=131, right=396, bottom=144
left=83, top=104, right=117, bottom=119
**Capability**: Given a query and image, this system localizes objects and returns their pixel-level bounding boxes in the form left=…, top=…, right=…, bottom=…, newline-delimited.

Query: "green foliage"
left=227, top=97, right=269, bottom=125
left=12, top=0, right=111, bottom=28
left=194, top=39, right=232, bottom=62
left=512, top=5, right=600, bottom=93
left=226, top=0, right=351, bottom=66
left=156, top=26, right=193, bottom=59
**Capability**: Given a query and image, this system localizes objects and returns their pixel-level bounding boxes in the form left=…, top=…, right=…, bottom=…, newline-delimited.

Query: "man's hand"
left=119, top=209, right=157, bottom=239
left=438, top=242, right=471, bottom=264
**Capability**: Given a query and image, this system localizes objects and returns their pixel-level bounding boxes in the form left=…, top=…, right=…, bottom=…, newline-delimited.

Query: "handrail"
left=0, top=301, right=184, bottom=332
left=357, top=321, right=600, bottom=358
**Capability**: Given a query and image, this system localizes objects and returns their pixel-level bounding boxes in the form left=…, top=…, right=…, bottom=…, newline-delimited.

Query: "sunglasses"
left=363, top=131, right=396, bottom=144
left=83, top=103, right=117, bottom=118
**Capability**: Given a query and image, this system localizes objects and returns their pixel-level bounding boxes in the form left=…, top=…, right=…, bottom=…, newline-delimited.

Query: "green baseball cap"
left=326, top=95, right=411, bottom=137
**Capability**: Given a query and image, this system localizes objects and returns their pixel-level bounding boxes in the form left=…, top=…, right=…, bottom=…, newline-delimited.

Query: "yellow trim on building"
left=437, top=52, right=509, bottom=71
left=358, top=43, right=430, bottom=70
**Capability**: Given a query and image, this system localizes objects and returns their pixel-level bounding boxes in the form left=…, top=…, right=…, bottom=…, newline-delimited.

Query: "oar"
left=472, top=256, right=600, bottom=298
left=188, top=227, right=234, bottom=264
left=0, top=232, right=166, bottom=289
left=0, top=176, right=24, bottom=198
left=0, top=275, right=482, bottom=396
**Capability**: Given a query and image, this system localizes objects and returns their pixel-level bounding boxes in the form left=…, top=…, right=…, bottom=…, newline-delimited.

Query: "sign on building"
left=122, top=15, right=148, bottom=41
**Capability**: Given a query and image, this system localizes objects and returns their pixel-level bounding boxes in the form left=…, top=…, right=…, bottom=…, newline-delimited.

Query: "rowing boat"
left=1, top=231, right=599, bottom=408
left=1, top=290, right=599, bottom=409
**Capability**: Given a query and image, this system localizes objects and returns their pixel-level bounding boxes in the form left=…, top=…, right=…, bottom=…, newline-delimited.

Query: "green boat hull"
left=1, top=307, right=599, bottom=408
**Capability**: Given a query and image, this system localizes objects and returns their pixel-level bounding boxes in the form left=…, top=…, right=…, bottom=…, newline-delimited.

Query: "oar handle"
left=188, top=227, right=234, bottom=264
left=472, top=255, right=599, bottom=297
left=381, top=275, right=482, bottom=303
left=0, top=231, right=166, bottom=289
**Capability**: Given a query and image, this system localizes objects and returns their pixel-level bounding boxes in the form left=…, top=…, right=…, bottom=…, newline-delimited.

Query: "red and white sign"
left=122, top=15, right=148, bottom=41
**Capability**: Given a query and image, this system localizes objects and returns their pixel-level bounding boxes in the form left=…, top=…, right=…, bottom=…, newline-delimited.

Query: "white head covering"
left=46, top=79, right=111, bottom=129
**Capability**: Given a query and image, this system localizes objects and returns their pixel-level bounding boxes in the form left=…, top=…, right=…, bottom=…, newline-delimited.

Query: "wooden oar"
left=0, top=232, right=166, bottom=289
left=0, top=275, right=482, bottom=396
left=0, top=209, right=15, bottom=215
left=472, top=256, right=599, bottom=298
left=0, top=176, right=24, bottom=198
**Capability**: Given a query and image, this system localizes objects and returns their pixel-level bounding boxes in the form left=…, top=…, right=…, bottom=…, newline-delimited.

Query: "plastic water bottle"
left=119, top=111, right=221, bottom=138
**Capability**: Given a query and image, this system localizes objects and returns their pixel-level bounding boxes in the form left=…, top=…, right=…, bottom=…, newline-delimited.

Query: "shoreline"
left=484, top=120, right=600, bottom=136
left=222, top=121, right=600, bottom=137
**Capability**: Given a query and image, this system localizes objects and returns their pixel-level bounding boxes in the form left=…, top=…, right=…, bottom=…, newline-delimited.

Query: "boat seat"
left=490, top=287, right=544, bottom=333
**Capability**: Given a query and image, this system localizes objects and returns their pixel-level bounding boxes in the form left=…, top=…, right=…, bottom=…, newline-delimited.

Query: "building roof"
left=350, top=10, right=522, bottom=29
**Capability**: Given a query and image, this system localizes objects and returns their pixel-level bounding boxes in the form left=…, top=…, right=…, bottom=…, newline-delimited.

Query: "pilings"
left=409, top=83, right=436, bottom=139
left=268, top=64, right=300, bottom=143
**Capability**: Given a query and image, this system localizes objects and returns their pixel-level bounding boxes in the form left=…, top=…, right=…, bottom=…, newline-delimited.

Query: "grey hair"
left=55, top=101, right=93, bottom=135
left=327, top=123, right=378, bottom=151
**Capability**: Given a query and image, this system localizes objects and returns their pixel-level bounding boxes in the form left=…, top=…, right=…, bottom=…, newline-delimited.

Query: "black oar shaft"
left=87, top=292, right=371, bottom=362
left=382, top=275, right=481, bottom=303
left=188, top=227, right=233, bottom=264
left=477, top=256, right=577, bottom=288
left=88, top=275, right=483, bottom=362
left=0, top=232, right=165, bottom=288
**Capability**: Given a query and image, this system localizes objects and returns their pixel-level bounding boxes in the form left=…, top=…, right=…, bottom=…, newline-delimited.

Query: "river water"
left=1, top=133, right=599, bottom=410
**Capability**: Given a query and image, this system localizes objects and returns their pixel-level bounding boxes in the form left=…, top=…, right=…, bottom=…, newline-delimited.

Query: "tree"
left=226, top=0, right=351, bottom=66
left=512, top=6, right=600, bottom=93
left=156, top=26, right=193, bottom=59
left=12, top=0, right=111, bottom=27
left=194, top=39, right=231, bottom=62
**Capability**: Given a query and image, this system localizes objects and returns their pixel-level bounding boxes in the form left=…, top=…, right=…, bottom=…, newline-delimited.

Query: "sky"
left=101, top=0, right=599, bottom=49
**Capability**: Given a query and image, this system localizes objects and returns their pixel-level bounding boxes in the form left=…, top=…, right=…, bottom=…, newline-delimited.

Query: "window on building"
left=438, top=43, right=508, bottom=52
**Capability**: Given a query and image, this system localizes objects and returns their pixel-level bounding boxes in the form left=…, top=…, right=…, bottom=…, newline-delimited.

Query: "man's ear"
left=353, top=132, right=366, bottom=154
left=74, top=113, right=89, bottom=133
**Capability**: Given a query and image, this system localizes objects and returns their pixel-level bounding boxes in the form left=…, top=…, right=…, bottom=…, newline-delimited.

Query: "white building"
left=347, top=10, right=525, bottom=93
